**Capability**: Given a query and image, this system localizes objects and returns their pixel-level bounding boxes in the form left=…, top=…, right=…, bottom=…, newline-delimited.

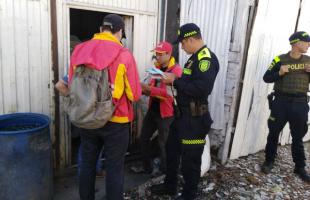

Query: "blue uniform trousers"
left=164, top=107, right=212, bottom=200
left=265, top=96, right=308, bottom=168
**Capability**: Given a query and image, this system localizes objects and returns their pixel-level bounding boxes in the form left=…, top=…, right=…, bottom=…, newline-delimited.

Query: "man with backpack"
left=68, top=14, right=141, bottom=200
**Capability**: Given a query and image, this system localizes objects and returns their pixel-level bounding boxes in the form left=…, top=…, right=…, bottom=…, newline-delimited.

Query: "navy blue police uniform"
left=152, top=23, right=220, bottom=200
left=262, top=31, right=310, bottom=182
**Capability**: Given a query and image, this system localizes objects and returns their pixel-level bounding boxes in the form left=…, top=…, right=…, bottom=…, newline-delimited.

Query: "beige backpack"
left=64, top=65, right=114, bottom=129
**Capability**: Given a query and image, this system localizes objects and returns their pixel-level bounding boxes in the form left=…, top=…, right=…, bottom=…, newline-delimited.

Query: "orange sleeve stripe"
left=112, top=64, right=125, bottom=99
left=112, top=63, right=135, bottom=101
left=124, top=75, right=134, bottom=101
left=109, top=116, right=130, bottom=123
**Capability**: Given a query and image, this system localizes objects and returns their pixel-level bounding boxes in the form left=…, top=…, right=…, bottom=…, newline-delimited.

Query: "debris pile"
left=125, top=143, right=310, bottom=199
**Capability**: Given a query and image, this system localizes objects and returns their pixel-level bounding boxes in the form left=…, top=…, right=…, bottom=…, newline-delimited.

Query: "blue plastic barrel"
left=0, top=113, right=53, bottom=200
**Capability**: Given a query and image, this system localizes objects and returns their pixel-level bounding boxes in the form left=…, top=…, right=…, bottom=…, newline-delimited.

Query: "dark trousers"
left=265, top=97, right=308, bottom=168
left=140, top=110, right=173, bottom=171
left=164, top=108, right=212, bottom=200
left=79, top=122, right=129, bottom=200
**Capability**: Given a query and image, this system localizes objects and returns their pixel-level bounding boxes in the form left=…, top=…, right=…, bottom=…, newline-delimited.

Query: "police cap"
left=289, top=31, right=310, bottom=44
left=174, top=23, right=201, bottom=44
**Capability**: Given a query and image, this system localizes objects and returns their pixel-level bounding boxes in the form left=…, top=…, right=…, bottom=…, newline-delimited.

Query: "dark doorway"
left=68, top=8, right=134, bottom=166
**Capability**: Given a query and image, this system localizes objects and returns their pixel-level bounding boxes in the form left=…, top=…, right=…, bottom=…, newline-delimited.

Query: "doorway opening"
left=68, top=8, right=135, bottom=167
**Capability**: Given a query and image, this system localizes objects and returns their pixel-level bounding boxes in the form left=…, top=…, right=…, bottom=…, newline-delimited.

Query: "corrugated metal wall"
left=65, top=0, right=158, bottom=13
left=56, top=0, right=160, bottom=167
left=230, top=0, right=309, bottom=159
left=0, top=0, right=52, bottom=115
left=299, top=0, right=310, bottom=142
left=179, top=0, right=237, bottom=130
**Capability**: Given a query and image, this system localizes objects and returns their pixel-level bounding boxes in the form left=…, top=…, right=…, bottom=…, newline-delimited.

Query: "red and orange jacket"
left=69, top=32, right=142, bottom=123
left=148, top=57, right=182, bottom=118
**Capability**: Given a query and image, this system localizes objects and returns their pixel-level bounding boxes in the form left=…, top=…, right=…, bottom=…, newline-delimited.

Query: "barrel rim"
left=0, top=112, right=50, bottom=135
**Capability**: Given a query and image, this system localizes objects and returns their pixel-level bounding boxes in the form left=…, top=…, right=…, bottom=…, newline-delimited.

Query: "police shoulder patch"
left=199, top=60, right=210, bottom=72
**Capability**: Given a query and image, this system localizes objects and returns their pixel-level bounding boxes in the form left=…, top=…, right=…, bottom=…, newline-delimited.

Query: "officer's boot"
left=150, top=183, right=177, bottom=196
left=175, top=195, right=193, bottom=200
left=175, top=195, right=186, bottom=200
left=261, top=161, right=274, bottom=174
left=294, top=167, right=310, bottom=183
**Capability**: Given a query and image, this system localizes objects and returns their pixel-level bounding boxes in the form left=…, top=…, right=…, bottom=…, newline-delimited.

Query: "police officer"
left=262, top=31, right=310, bottom=183
left=150, top=23, right=219, bottom=200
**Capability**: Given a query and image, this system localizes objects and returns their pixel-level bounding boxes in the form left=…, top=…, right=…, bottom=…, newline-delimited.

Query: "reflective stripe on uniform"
left=290, top=38, right=300, bottom=44
left=183, top=68, right=192, bottom=75
left=274, top=56, right=280, bottom=63
left=182, top=139, right=205, bottom=145
left=198, top=48, right=211, bottom=60
left=268, top=56, right=281, bottom=70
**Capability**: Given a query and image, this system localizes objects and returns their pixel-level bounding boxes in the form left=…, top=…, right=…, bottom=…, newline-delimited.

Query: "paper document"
left=145, top=67, right=166, bottom=79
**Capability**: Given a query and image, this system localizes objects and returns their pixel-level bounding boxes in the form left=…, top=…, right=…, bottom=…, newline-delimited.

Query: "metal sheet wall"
left=179, top=0, right=237, bottom=130
left=230, top=0, right=302, bottom=159
left=298, top=0, right=310, bottom=142
left=0, top=0, right=52, bottom=115
left=66, top=0, right=158, bottom=14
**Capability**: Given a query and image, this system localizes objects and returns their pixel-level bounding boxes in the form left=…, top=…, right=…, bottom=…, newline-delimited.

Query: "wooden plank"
left=14, top=0, right=30, bottom=112
left=229, top=0, right=271, bottom=159
left=1, top=0, right=17, bottom=113
left=57, top=1, right=69, bottom=169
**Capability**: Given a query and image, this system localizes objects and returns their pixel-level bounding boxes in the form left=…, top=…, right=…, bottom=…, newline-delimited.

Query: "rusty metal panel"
left=0, top=0, right=52, bottom=116
left=179, top=0, right=237, bottom=130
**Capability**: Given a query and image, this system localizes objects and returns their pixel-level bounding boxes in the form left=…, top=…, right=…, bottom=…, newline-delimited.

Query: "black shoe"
left=175, top=194, right=194, bottom=200
left=150, top=183, right=177, bottom=196
left=175, top=195, right=185, bottom=200
left=261, top=161, right=274, bottom=174
left=130, top=165, right=152, bottom=174
left=294, top=168, right=310, bottom=183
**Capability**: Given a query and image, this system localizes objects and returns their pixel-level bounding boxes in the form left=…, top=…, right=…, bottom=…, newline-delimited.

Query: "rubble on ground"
left=125, top=144, right=310, bottom=199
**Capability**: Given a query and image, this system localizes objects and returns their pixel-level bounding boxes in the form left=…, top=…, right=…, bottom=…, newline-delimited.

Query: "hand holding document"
left=145, top=67, right=167, bottom=79
left=162, top=72, right=177, bottom=85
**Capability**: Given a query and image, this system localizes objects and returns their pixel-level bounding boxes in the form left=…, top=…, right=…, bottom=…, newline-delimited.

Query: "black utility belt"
left=189, top=102, right=208, bottom=117
left=274, top=94, right=308, bottom=102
